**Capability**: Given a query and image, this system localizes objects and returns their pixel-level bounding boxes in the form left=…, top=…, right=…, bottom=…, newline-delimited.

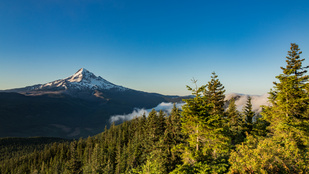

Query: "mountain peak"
left=76, top=68, right=90, bottom=75
left=30, top=68, right=128, bottom=92
left=68, top=68, right=95, bottom=83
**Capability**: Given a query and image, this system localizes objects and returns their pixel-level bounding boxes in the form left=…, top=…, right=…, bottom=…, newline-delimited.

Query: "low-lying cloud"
left=225, top=93, right=270, bottom=112
left=109, top=102, right=184, bottom=123
left=110, top=93, right=270, bottom=123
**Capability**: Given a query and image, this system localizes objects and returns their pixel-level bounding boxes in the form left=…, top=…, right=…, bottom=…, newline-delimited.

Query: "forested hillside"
left=1, top=43, right=308, bottom=173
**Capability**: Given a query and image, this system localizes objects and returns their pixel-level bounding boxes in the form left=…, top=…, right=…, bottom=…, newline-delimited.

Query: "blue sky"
left=0, top=0, right=309, bottom=95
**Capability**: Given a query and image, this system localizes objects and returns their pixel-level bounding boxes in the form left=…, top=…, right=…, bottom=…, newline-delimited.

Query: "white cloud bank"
left=225, top=93, right=270, bottom=112
left=109, top=102, right=184, bottom=123
left=110, top=93, right=270, bottom=123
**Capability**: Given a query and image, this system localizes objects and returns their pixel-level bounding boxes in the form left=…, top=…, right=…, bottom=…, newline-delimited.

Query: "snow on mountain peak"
left=39, top=68, right=127, bottom=91
left=67, top=68, right=94, bottom=83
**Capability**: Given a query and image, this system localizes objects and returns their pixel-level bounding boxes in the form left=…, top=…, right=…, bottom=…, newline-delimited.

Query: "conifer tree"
left=229, top=43, right=309, bottom=173
left=66, top=141, right=82, bottom=174
left=242, top=96, right=255, bottom=134
left=173, top=77, right=230, bottom=173
left=181, top=79, right=207, bottom=156
left=264, top=43, right=309, bottom=134
left=158, top=110, right=167, bottom=136
left=204, top=72, right=226, bottom=116
left=165, top=104, right=183, bottom=146
left=163, top=104, right=183, bottom=172
left=227, top=98, right=245, bottom=145
left=146, top=109, right=159, bottom=143
left=261, top=43, right=309, bottom=170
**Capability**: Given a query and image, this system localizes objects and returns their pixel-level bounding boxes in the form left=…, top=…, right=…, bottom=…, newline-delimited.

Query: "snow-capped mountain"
left=2, top=68, right=184, bottom=103
left=0, top=68, right=186, bottom=138
left=34, top=68, right=128, bottom=91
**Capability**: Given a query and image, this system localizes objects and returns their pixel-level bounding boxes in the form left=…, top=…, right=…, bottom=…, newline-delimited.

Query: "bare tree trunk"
left=196, top=124, right=199, bottom=151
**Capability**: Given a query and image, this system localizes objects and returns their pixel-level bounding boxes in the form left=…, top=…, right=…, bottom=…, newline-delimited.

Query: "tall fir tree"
left=180, top=79, right=208, bottom=161
left=173, top=77, right=230, bottom=173
left=146, top=109, right=159, bottom=142
left=66, top=141, right=82, bottom=174
left=158, top=110, right=167, bottom=137
left=226, top=98, right=245, bottom=146
left=264, top=43, right=309, bottom=132
left=261, top=43, right=309, bottom=170
left=229, top=43, right=309, bottom=173
left=242, top=96, right=255, bottom=134
left=165, top=104, right=183, bottom=146
left=204, top=72, right=226, bottom=116
left=163, top=104, right=183, bottom=172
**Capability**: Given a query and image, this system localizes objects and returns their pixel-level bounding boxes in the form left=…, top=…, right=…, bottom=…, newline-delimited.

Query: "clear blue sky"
left=0, top=0, right=309, bottom=95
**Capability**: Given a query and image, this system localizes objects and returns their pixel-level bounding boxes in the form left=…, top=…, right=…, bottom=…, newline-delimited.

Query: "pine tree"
left=181, top=79, right=208, bottom=157
left=163, top=104, right=183, bottom=172
left=146, top=109, right=159, bottom=143
left=204, top=72, right=226, bottom=116
left=66, top=141, right=82, bottom=174
left=261, top=43, right=309, bottom=171
left=173, top=77, right=230, bottom=173
left=227, top=98, right=245, bottom=145
left=165, top=104, right=183, bottom=146
left=264, top=43, right=309, bottom=133
left=158, top=110, right=167, bottom=137
left=242, top=96, right=255, bottom=134
left=229, top=43, right=309, bottom=173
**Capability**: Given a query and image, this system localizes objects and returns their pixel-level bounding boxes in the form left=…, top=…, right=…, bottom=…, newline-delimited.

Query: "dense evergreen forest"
left=1, top=43, right=309, bottom=173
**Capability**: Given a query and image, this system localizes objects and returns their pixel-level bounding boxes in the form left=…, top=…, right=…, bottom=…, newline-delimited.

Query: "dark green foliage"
left=204, top=72, right=226, bottom=116
left=162, top=104, right=184, bottom=172
left=226, top=98, right=245, bottom=146
left=242, top=96, right=254, bottom=133
left=0, top=137, right=68, bottom=161
left=66, top=141, right=83, bottom=174
left=146, top=109, right=161, bottom=144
